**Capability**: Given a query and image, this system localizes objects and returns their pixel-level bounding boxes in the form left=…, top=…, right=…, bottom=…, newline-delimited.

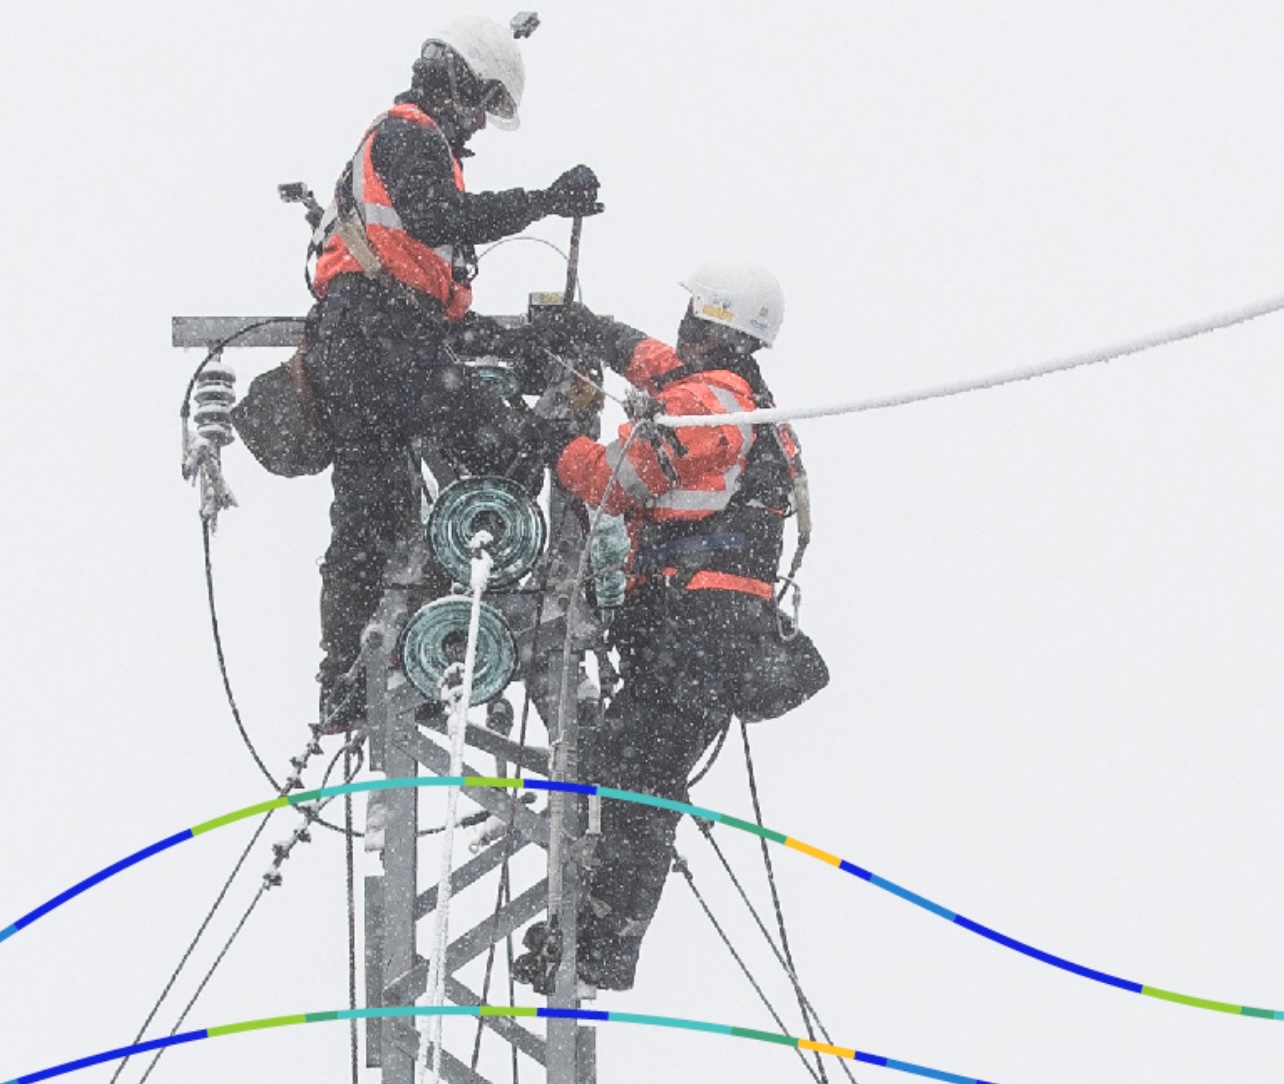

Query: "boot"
left=575, top=905, right=645, bottom=992
left=511, top=920, right=562, bottom=995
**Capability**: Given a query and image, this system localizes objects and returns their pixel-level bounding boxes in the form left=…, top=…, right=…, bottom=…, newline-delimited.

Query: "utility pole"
left=174, top=314, right=599, bottom=1084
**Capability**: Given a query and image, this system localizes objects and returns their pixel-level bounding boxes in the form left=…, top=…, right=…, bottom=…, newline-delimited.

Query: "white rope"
left=656, top=290, right=1284, bottom=429
left=420, top=534, right=494, bottom=1084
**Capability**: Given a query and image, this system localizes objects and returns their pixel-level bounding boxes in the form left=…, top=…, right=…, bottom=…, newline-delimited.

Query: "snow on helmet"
left=679, top=262, right=785, bottom=347
left=422, top=16, right=525, bottom=131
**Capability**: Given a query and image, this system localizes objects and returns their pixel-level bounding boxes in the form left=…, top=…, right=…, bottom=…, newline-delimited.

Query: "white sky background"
left=2, top=1, right=1283, bottom=1082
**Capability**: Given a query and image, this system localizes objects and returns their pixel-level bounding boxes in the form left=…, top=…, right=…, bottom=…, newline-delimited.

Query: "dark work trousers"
left=305, top=278, right=528, bottom=691
left=578, top=586, right=773, bottom=989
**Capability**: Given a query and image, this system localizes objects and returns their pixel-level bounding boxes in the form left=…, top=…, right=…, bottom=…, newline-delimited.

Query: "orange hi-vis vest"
left=313, top=103, right=473, bottom=322
left=557, top=338, right=801, bottom=600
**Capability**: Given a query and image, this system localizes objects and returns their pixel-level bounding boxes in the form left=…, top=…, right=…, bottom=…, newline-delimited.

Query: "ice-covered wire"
left=423, top=543, right=495, bottom=1084
left=657, top=290, right=1284, bottom=429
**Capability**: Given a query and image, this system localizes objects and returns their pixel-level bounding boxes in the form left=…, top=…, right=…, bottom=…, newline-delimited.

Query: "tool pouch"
left=733, top=609, right=829, bottom=723
left=230, top=346, right=333, bottom=477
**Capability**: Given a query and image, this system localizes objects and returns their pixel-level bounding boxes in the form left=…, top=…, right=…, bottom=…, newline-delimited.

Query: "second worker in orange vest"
left=514, top=263, right=829, bottom=992
left=304, top=17, right=602, bottom=731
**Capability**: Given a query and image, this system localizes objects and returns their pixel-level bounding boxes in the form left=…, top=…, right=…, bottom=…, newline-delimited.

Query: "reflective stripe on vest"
left=605, top=438, right=654, bottom=504
left=649, top=384, right=755, bottom=516
left=314, top=104, right=472, bottom=321
left=655, top=568, right=775, bottom=599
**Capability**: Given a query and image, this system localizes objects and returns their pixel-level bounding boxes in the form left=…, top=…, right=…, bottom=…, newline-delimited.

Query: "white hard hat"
left=679, top=262, right=785, bottom=347
left=423, top=16, right=525, bottom=131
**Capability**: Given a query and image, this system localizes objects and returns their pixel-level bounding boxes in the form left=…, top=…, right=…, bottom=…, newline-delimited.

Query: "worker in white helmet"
left=305, top=16, right=602, bottom=732
left=514, top=263, right=829, bottom=992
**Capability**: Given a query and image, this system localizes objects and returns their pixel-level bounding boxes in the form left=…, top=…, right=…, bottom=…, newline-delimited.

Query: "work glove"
left=535, top=302, right=611, bottom=357
left=540, top=165, right=603, bottom=218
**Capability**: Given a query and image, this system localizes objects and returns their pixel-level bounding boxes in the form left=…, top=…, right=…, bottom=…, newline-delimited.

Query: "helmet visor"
left=477, top=79, right=518, bottom=125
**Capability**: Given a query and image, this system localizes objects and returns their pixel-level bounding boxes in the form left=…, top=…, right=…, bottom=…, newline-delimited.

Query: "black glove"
left=533, top=413, right=591, bottom=467
left=536, top=302, right=610, bottom=355
left=541, top=165, right=603, bottom=217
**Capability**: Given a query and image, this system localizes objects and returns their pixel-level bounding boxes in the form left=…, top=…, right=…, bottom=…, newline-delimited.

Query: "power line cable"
left=657, top=290, right=1284, bottom=429
left=201, top=519, right=281, bottom=793
left=673, top=853, right=824, bottom=1084
left=739, top=721, right=833, bottom=1084
left=694, top=822, right=857, bottom=1084
left=133, top=743, right=364, bottom=1083
left=106, top=813, right=275, bottom=1084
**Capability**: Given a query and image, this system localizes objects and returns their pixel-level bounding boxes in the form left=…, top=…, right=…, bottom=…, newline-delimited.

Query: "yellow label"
left=701, top=304, right=733, bottom=322
left=529, top=291, right=564, bottom=305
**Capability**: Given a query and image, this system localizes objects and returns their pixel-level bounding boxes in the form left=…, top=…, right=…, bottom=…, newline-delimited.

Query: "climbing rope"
left=467, top=501, right=574, bottom=1080
left=695, top=816, right=857, bottom=1084
left=422, top=539, right=495, bottom=1084
left=656, top=289, right=1284, bottom=429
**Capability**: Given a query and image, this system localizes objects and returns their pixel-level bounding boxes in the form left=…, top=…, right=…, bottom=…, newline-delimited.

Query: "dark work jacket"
left=315, top=90, right=545, bottom=322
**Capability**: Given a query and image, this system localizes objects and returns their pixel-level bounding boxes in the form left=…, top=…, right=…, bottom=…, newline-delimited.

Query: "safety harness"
left=310, top=103, right=475, bottom=322
left=633, top=364, right=811, bottom=601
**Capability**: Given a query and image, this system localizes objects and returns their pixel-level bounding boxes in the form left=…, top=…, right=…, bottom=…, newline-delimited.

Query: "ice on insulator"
left=590, top=514, right=630, bottom=608
left=468, top=815, right=508, bottom=853
left=193, top=359, right=237, bottom=447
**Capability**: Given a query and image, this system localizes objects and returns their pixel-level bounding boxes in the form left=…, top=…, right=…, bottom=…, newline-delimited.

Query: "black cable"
left=179, top=317, right=298, bottom=422
left=686, top=717, right=732, bottom=789
left=108, top=812, right=275, bottom=1084
left=201, top=519, right=281, bottom=793
left=739, top=721, right=838, bottom=1084
left=136, top=751, right=365, bottom=1083
left=673, top=854, right=823, bottom=1084
left=190, top=322, right=373, bottom=839
left=694, top=821, right=858, bottom=1084
left=202, top=515, right=371, bottom=839
left=136, top=880, right=271, bottom=1083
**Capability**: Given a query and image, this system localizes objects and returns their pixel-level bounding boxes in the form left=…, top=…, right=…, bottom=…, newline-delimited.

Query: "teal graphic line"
left=2, top=776, right=1279, bottom=1020
left=0, top=1004, right=997, bottom=1084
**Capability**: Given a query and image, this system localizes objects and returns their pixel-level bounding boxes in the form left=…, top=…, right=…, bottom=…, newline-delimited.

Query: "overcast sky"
left=3, top=2, right=1284, bottom=1083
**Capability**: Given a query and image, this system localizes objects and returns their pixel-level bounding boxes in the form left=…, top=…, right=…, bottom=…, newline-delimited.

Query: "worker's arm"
left=550, top=309, right=679, bottom=386
left=556, top=380, right=747, bottom=514
left=374, top=116, right=543, bottom=246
